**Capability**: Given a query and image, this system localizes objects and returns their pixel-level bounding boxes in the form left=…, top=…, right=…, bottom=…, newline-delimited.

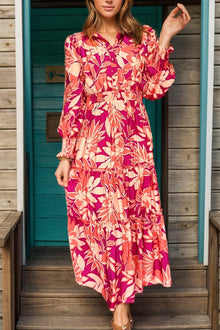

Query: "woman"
left=55, top=1, right=191, bottom=329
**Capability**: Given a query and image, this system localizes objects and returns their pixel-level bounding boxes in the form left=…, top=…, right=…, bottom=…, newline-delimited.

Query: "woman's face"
left=92, top=0, right=124, bottom=19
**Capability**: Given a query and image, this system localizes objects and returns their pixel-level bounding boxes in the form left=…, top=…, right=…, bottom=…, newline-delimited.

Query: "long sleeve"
left=140, top=24, right=175, bottom=101
left=56, top=34, right=86, bottom=160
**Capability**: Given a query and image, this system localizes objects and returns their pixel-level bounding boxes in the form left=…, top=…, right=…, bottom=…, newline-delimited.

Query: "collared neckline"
left=91, top=29, right=123, bottom=47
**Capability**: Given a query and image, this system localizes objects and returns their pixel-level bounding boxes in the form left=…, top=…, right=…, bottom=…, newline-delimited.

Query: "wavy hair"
left=82, top=0, right=147, bottom=46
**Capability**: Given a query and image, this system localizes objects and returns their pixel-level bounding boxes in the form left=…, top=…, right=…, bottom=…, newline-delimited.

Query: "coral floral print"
left=56, top=24, right=175, bottom=311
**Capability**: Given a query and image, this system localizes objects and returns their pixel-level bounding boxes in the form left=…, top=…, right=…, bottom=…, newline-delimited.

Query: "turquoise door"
left=29, top=6, right=163, bottom=246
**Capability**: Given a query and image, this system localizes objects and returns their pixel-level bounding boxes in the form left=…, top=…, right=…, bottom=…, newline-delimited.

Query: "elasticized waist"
left=85, top=88, right=143, bottom=104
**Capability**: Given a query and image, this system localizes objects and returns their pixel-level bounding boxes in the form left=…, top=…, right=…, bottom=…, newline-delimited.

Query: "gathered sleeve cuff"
left=140, top=24, right=176, bottom=101
left=56, top=34, right=86, bottom=160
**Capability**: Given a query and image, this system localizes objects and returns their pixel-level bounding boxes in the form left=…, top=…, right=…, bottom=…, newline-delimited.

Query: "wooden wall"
left=0, top=0, right=16, bottom=327
left=167, top=4, right=201, bottom=260
left=0, top=0, right=208, bottom=326
left=213, top=1, right=220, bottom=216
left=213, top=0, right=220, bottom=324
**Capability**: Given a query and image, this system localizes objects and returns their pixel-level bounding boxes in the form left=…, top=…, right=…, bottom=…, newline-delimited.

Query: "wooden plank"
left=208, top=219, right=219, bottom=330
left=0, top=5, right=14, bottom=18
left=209, top=211, right=220, bottom=232
left=168, top=243, right=198, bottom=259
left=20, top=289, right=208, bottom=316
left=215, top=35, right=220, bottom=48
left=168, top=193, right=198, bottom=216
left=2, top=231, right=15, bottom=330
left=212, top=150, right=220, bottom=168
left=168, top=215, right=198, bottom=222
left=0, top=109, right=16, bottom=128
left=0, top=191, right=17, bottom=210
left=214, top=88, right=220, bottom=107
left=33, top=97, right=64, bottom=109
left=213, top=107, right=220, bottom=128
left=33, top=218, right=68, bottom=242
left=15, top=314, right=211, bottom=330
left=216, top=2, right=220, bottom=17
left=169, top=35, right=200, bottom=59
left=0, top=212, right=11, bottom=223
left=0, top=68, right=15, bottom=88
left=214, top=66, right=220, bottom=85
left=24, top=246, right=203, bottom=268
left=0, top=89, right=16, bottom=108
left=0, top=150, right=16, bottom=169
left=171, top=59, right=200, bottom=84
left=23, top=287, right=208, bottom=299
left=168, top=106, right=200, bottom=128
left=0, top=52, right=15, bottom=66
left=0, top=0, right=14, bottom=4
left=0, top=291, right=2, bottom=317
left=0, top=170, right=16, bottom=189
left=212, top=129, right=220, bottom=149
left=211, top=193, right=220, bottom=210
left=0, top=129, right=16, bottom=149
left=0, top=228, right=10, bottom=247
left=168, top=128, right=199, bottom=148
left=212, top=170, right=220, bottom=190
left=0, top=212, right=22, bottom=230
left=215, top=18, right=220, bottom=33
left=0, top=19, right=14, bottom=38
left=214, top=49, right=220, bottom=65
left=34, top=194, right=66, bottom=217
left=14, top=220, right=22, bottom=322
left=21, top=267, right=205, bottom=291
left=168, top=149, right=199, bottom=169
left=169, top=85, right=200, bottom=106
left=0, top=39, right=15, bottom=51
left=0, top=213, right=18, bottom=247
left=168, top=220, right=198, bottom=243
left=168, top=170, right=199, bottom=192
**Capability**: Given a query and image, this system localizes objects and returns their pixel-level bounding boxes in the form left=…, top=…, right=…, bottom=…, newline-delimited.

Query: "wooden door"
left=29, top=6, right=163, bottom=246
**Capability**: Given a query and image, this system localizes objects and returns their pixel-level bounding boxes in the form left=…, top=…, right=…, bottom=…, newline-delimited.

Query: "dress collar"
left=91, top=29, right=124, bottom=47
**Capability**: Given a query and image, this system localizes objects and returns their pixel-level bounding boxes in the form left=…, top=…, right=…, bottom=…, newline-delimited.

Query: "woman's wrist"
left=57, top=156, right=72, bottom=162
left=159, top=30, right=172, bottom=49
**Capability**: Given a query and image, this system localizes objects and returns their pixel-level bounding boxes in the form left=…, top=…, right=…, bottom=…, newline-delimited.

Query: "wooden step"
left=25, top=247, right=207, bottom=270
left=16, top=314, right=211, bottom=330
left=20, top=287, right=208, bottom=316
left=23, top=247, right=207, bottom=289
left=22, top=267, right=207, bottom=289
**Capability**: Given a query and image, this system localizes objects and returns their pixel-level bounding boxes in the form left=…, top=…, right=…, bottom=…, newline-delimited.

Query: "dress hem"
left=71, top=266, right=172, bottom=311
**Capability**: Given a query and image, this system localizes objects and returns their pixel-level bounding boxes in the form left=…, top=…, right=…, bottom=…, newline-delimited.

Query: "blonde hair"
left=82, top=0, right=146, bottom=46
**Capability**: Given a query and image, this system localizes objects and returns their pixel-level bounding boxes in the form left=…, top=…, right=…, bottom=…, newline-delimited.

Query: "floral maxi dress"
left=56, top=24, right=175, bottom=311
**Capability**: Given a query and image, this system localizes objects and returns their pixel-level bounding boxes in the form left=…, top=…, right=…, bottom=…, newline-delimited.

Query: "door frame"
left=17, top=0, right=214, bottom=265
left=198, top=0, right=215, bottom=265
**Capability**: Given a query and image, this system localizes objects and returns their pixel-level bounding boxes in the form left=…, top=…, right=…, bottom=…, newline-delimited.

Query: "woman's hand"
left=159, top=3, right=191, bottom=48
left=55, top=159, right=71, bottom=187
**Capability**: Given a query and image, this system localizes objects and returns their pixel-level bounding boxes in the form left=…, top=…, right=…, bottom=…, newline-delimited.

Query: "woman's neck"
left=96, top=17, right=120, bottom=33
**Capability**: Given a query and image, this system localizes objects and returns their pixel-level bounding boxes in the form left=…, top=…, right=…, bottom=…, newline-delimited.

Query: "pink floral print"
left=56, top=24, right=175, bottom=311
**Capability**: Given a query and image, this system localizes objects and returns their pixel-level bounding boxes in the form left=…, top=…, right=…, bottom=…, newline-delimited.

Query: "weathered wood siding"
left=213, top=2, right=220, bottom=213
left=0, top=0, right=16, bottom=327
left=167, top=4, right=201, bottom=260
left=213, top=0, right=220, bottom=324
left=0, top=0, right=207, bottom=327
